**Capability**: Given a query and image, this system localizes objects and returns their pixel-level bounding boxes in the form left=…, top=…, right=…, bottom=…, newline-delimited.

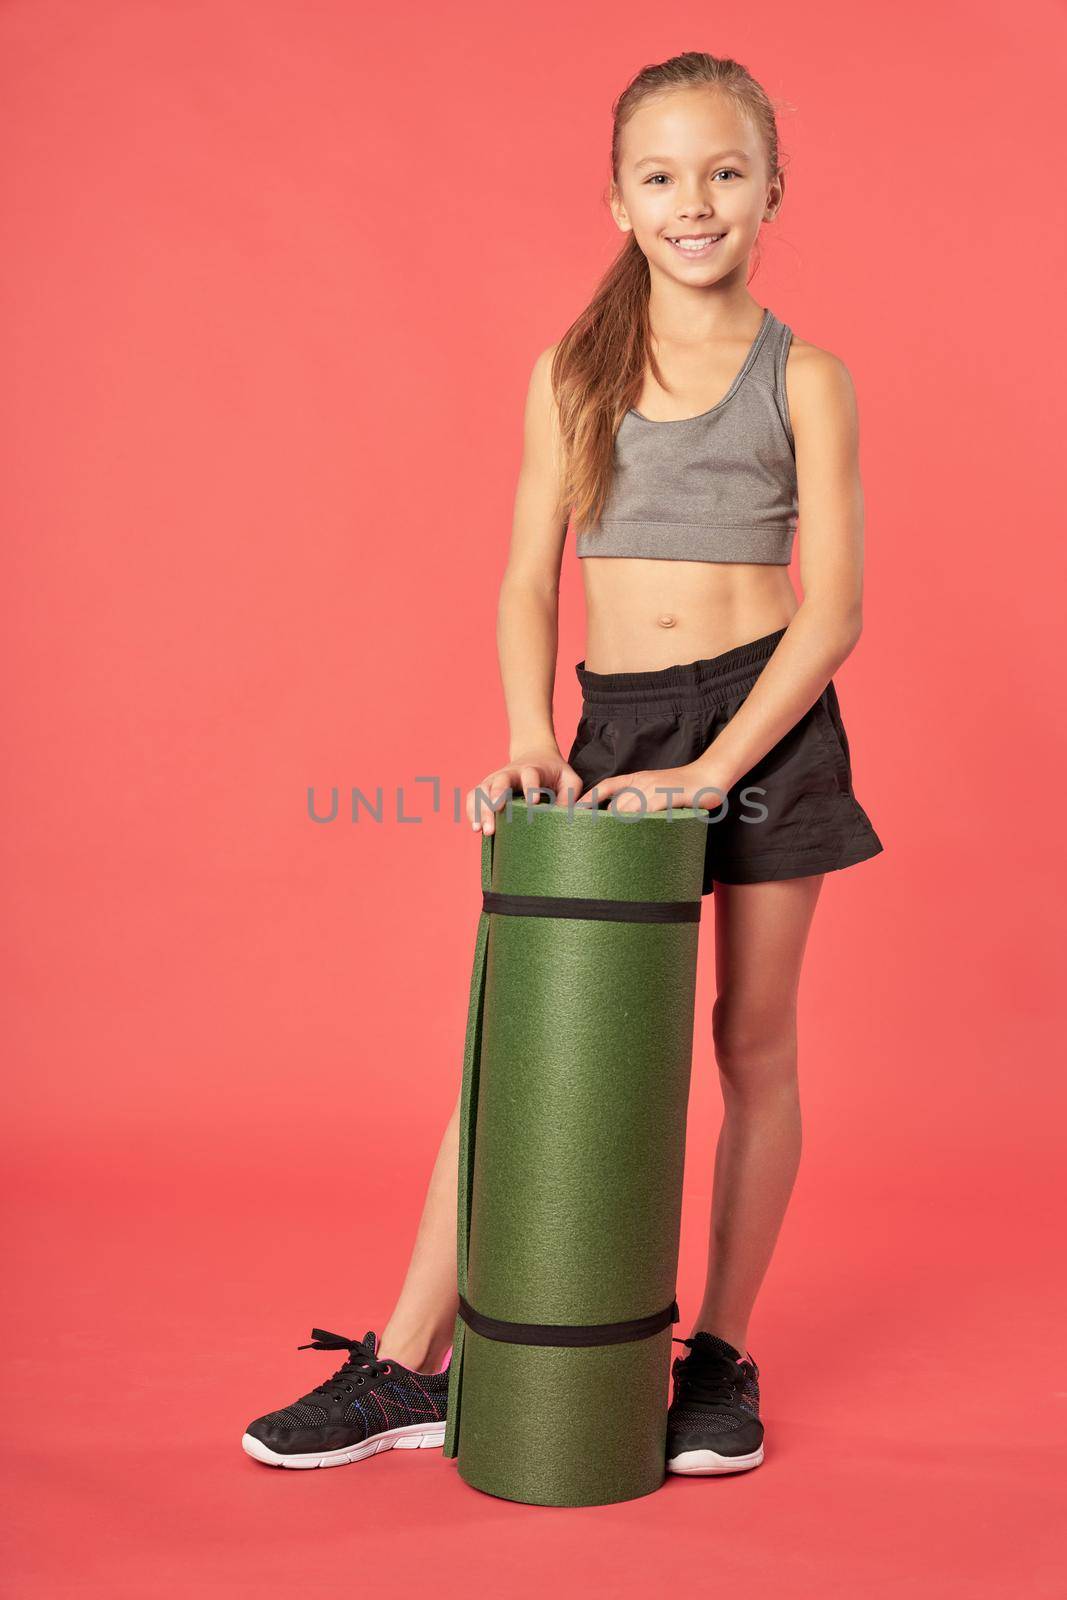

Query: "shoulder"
left=527, top=342, right=562, bottom=403
left=516, top=344, right=567, bottom=475
left=521, top=342, right=565, bottom=435
left=782, top=329, right=858, bottom=436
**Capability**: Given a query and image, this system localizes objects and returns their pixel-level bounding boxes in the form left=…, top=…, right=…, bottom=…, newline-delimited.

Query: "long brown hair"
left=551, top=52, right=789, bottom=536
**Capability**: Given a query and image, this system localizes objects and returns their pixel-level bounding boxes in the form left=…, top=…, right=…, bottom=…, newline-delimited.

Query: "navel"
left=656, top=614, right=678, bottom=629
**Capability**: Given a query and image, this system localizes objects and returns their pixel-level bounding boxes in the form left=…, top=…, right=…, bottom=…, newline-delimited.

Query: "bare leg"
left=376, top=875, right=820, bottom=1374
left=691, top=874, right=824, bottom=1353
left=377, top=1089, right=462, bottom=1374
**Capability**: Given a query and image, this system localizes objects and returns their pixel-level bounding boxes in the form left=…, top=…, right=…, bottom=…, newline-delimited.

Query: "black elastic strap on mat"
left=482, top=891, right=700, bottom=924
left=457, top=1294, right=680, bottom=1348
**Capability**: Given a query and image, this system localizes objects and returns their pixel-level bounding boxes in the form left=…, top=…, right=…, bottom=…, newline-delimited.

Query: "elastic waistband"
left=575, top=626, right=788, bottom=713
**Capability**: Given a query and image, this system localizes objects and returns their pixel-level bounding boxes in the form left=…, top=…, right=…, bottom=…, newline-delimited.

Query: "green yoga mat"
left=443, top=795, right=707, bottom=1506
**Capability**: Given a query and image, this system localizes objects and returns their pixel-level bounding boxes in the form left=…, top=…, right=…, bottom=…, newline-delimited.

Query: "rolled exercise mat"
left=443, top=794, right=708, bottom=1506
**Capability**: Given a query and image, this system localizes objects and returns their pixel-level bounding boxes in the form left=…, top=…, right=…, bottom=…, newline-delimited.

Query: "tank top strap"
left=762, top=311, right=795, bottom=452
left=745, top=308, right=783, bottom=376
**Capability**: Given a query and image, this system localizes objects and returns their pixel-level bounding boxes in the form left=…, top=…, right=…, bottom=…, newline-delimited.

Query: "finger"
left=519, top=765, right=543, bottom=803
left=467, top=781, right=491, bottom=829
left=556, top=767, right=582, bottom=804
left=583, top=773, right=635, bottom=802
left=592, top=774, right=654, bottom=814
left=615, top=786, right=659, bottom=813
left=482, top=775, right=514, bottom=834
left=469, top=772, right=508, bottom=832
left=575, top=771, right=633, bottom=806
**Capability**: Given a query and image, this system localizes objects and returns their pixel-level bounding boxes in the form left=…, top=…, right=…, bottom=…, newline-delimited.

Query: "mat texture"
left=443, top=796, right=708, bottom=1506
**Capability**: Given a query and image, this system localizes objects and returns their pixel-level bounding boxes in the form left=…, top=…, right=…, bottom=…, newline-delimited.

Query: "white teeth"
left=668, top=234, right=724, bottom=250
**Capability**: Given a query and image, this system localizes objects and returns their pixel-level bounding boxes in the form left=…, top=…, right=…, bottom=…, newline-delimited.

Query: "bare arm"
left=691, top=341, right=867, bottom=797
left=498, top=345, right=569, bottom=758
left=465, top=346, right=577, bottom=833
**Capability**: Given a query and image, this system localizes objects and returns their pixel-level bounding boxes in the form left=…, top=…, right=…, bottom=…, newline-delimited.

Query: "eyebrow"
left=634, top=149, right=749, bottom=169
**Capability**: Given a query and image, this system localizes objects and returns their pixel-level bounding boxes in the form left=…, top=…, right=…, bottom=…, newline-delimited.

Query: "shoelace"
left=296, top=1328, right=392, bottom=1401
left=671, top=1336, right=754, bottom=1407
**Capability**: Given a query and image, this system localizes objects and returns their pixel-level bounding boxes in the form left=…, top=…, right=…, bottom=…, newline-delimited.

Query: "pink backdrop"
left=3, top=1, right=1064, bottom=1593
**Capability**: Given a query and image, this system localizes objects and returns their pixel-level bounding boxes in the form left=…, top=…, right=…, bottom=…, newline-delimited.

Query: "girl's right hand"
left=466, top=747, right=584, bottom=835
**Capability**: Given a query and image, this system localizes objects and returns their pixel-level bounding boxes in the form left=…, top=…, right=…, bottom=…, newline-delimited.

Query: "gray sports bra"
left=574, top=306, right=798, bottom=564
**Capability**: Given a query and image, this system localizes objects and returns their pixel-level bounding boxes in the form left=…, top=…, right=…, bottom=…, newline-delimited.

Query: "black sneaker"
left=666, top=1331, right=764, bottom=1475
left=242, top=1328, right=449, bottom=1469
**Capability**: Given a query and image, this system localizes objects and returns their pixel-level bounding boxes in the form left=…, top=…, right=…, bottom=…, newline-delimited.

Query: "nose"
left=674, top=191, right=714, bottom=218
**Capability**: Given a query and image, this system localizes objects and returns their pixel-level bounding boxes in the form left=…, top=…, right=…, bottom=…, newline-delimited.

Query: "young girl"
left=242, top=50, right=883, bottom=1478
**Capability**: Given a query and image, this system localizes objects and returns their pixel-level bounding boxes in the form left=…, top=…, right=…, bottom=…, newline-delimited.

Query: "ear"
left=763, top=175, right=784, bottom=223
left=607, top=182, right=632, bottom=234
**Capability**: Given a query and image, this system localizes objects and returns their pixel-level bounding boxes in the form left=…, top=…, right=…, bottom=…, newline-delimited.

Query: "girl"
left=242, top=50, right=884, bottom=1477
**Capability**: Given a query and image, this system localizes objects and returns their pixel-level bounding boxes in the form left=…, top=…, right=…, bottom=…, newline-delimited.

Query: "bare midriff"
left=579, top=558, right=799, bottom=674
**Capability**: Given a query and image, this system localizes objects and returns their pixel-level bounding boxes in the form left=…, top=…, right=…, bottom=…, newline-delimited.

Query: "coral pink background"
left=3, top=1, right=1064, bottom=1594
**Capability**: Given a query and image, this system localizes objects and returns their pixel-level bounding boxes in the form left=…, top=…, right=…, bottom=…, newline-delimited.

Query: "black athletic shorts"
left=566, top=626, right=885, bottom=895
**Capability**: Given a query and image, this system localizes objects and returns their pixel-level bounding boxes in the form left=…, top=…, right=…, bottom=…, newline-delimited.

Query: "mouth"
left=665, top=232, right=726, bottom=258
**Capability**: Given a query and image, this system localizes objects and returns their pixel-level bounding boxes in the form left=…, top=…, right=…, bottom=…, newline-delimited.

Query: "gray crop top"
left=574, top=306, right=798, bottom=564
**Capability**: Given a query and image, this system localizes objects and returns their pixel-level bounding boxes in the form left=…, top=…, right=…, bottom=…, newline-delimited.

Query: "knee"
left=711, top=993, right=799, bottom=1102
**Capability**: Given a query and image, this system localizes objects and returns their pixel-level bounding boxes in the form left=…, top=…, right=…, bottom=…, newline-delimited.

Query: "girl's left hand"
left=573, top=763, right=731, bottom=815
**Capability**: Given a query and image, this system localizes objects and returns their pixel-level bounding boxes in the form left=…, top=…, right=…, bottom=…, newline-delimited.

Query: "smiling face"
left=610, top=88, right=781, bottom=284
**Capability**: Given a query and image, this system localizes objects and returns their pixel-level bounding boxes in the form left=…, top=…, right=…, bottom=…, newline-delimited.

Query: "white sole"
left=667, top=1444, right=765, bottom=1475
left=242, top=1420, right=445, bottom=1469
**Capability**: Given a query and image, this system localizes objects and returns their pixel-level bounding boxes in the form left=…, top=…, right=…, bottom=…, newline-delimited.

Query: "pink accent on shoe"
left=404, top=1374, right=443, bottom=1416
